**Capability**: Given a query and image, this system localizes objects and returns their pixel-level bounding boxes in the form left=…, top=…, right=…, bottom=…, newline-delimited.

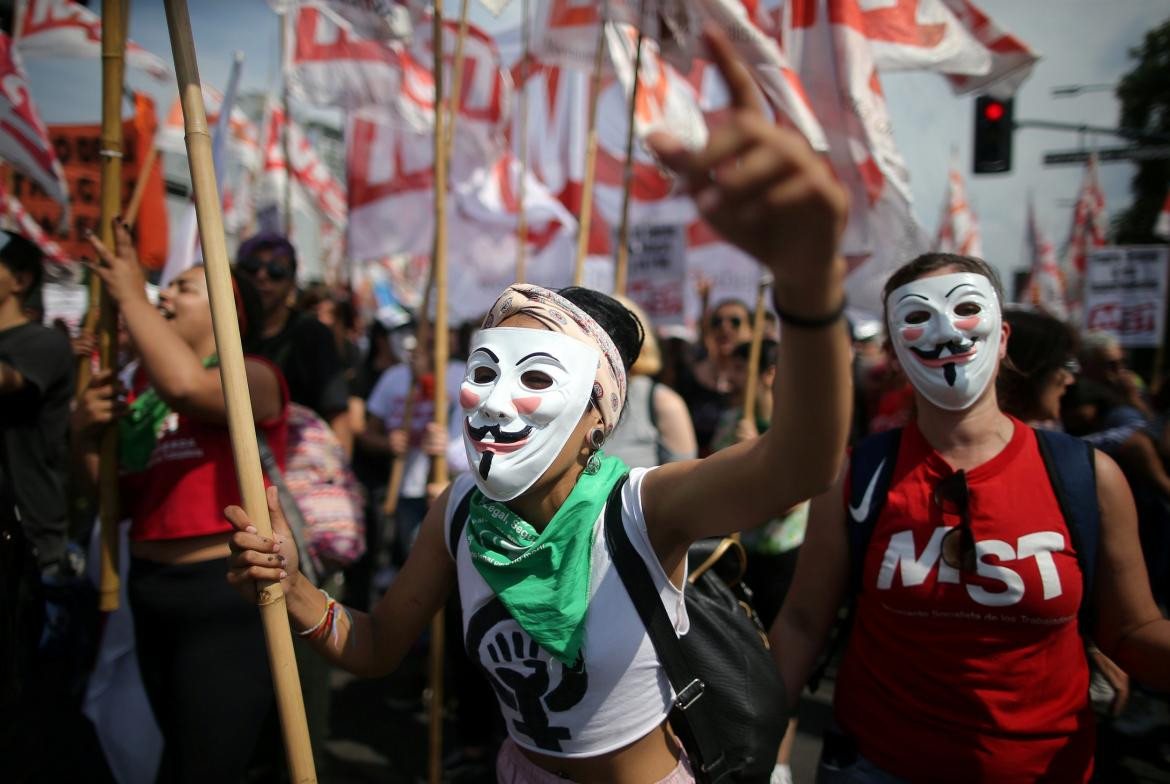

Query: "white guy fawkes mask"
left=886, top=272, right=1002, bottom=412
left=460, top=328, right=600, bottom=501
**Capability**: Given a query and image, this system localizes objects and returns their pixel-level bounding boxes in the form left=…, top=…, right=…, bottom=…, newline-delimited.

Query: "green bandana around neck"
left=118, top=356, right=218, bottom=472
left=465, top=454, right=628, bottom=666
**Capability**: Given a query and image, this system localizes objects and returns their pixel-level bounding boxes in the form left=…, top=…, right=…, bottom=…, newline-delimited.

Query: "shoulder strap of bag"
left=1033, top=428, right=1099, bottom=636
left=446, top=481, right=476, bottom=558
left=257, top=431, right=324, bottom=586
left=602, top=474, right=724, bottom=784
left=846, top=427, right=902, bottom=594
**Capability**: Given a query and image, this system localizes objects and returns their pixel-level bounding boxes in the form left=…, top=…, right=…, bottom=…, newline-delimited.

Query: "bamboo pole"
left=741, top=276, right=771, bottom=431
left=94, top=0, right=126, bottom=613
left=428, top=5, right=450, bottom=783
left=613, top=15, right=646, bottom=298
left=162, top=3, right=316, bottom=780
left=380, top=280, right=433, bottom=517
left=124, top=144, right=157, bottom=228
left=572, top=18, right=607, bottom=287
left=515, top=0, right=530, bottom=283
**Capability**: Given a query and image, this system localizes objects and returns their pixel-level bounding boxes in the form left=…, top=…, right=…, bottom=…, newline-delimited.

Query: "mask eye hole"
left=954, top=302, right=981, bottom=317
left=520, top=370, right=553, bottom=390
left=905, top=310, right=931, bottom=325
left=472, top=366, right=497, bottom=384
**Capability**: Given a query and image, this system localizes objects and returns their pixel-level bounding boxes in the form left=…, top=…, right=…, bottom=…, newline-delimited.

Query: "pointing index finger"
left=703, top=23, right=762, bottom=115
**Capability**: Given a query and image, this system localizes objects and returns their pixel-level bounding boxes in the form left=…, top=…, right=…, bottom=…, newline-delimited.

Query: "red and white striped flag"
left=258, top=100, right=348, bottom=229
left=941, top=0, right=1038, bottom=98
left=1025, top=196, right=1067, bottom=320
left=934, top=158, right=983, bottom=257
left=14, top=0, right=170, bottom=80
left=1064, top=151, right=1106, bottom=310
left=841, top=0, right=990, bottom=76
left=0, top=175, right=68, bottom=264
left=0, top=33, right=69, bottom=221
left=1155, top=189, right=1170, bottom=240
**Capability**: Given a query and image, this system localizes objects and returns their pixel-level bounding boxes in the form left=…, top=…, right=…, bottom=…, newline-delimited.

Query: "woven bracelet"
left=296, top=589, right=334, bottom=638
left=775, top=297, right=847, bottom=329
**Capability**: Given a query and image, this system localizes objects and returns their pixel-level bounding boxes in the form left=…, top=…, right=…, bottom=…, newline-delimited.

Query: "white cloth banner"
left=934, top=160, right=983, bottom=257
left=14, top=0, right=170, bottom=80
left=624, top=223, right=688, bottom=325
left=0, top=32, right=70, bottom=217
left=941, top=0, right=1039, bottom=98
left=1024, top=196, right=1067, bottom=319
left=1083, top=246, right=1169, bottom=348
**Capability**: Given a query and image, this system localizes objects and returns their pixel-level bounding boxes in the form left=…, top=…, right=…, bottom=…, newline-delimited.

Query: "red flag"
left=1025, top=196, right=1067, bottom=320
left=14, top=0, right=170, bottom=80
left=1064, top=152, right=1106, bottom=310
left=934, top=158, right=983, bottom=257
left=0, top=176, right=68, bottom=263
left=0, top=33, right=69, bottom=220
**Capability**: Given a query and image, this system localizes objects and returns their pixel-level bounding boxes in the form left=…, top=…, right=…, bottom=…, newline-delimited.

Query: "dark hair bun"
left=557, top=287, right=644, bottom=374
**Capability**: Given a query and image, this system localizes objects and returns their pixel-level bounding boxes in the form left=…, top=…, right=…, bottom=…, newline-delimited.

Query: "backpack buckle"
left=675, top=678, right=705, bottom=710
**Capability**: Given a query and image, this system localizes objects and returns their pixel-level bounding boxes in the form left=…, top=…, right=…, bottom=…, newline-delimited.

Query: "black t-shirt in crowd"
left=253, top=309, right=349, bottom=420
left=0, top=322, right=75, bottom=568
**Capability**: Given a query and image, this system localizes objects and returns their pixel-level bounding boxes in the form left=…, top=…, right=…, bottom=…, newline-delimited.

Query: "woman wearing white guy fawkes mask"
left=773, top=252, right=1170, bottom=784
left=225, top=30, right=852, bottom=784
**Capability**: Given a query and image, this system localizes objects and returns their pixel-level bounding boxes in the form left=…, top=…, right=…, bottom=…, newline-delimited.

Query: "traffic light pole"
left=1013, top=119, right=1170, bottom=145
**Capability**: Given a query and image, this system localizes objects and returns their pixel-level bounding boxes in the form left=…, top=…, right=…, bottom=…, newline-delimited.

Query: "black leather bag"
left=603, top=476, right=787, bottom=784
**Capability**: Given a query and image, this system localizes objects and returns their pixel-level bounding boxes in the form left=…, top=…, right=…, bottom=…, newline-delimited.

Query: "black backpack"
left=603, top=475, right=786, bottom=784
left=811, top=426, right=1100, bottom=690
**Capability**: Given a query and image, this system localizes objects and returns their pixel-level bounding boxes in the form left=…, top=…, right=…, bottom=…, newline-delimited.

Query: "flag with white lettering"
left=14, top=0, right=171, bottom=80
left=0, top=33, right=70, bottom=220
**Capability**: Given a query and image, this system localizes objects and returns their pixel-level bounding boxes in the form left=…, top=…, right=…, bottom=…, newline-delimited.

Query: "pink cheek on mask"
left=901, top=327, right=925, bottom=342
left=953, top=317, right=980, bottom=331
left=513, top=396, right=542, bottom=415
left=459, top=388, right=481, bottom=409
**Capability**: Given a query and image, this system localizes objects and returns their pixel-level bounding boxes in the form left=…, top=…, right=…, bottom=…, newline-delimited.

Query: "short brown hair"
left=882, top=253, right=1004, bottom=328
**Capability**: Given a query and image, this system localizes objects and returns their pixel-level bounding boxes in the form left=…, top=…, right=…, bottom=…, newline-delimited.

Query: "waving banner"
left=934, top=159, right=982, bottom=257
left=0, top=33, right=70, bottom=218
left=14, top=0, right=170, bottom=80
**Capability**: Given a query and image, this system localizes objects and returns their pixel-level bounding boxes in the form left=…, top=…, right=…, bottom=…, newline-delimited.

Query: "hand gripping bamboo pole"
left=162, top=2, right=316, bottom=780
left=428, top=5, right=450, bottom=783
left=95, top=0, right=126, bottom=613
left=613, top=13, right=646, bottom=298
left=572, top=20, right=607, bottom=287
left=741, top=275, right=772, bottom=432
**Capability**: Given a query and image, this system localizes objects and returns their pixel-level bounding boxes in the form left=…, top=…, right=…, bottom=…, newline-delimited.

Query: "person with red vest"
left=74, top=219, right=289, bottom=784
left=772, top=253, right=1170, bottom=783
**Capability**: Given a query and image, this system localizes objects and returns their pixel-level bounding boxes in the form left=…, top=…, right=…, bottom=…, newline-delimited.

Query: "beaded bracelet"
left=775, top=297, right=847, bottom=329
left=296, top=589, right=335, bottom=639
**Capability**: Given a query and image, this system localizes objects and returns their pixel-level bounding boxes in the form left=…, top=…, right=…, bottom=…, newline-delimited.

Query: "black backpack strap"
left=846, top=428, right=902, bottom=595
left=602, top=474, right=724, bottom=783
left=1033, top=428, right=1099, bottom=636
left=446, top=481, right=476, bottom=560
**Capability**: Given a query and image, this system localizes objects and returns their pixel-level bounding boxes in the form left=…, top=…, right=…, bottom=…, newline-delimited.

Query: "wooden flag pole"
left=515, top=0, right=530, bottom=283
left=613, top=16, right=646, bottom=298
left=428, top=4, right=450, bottom=783
left=95, top=0, right=126, bottom=613
left=572, top=18, right=607, bottom=287
left=741, top=275, right=772, bottom=432
left=162, top=2, right=316, bottom=780
left=123, top=144, right=157, bottom=228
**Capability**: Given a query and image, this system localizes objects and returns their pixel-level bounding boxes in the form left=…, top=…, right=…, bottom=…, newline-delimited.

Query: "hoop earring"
left=589, top=428, right=605, bottom=451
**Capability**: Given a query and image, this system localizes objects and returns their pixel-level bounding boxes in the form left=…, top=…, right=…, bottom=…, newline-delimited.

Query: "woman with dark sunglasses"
left=772, top=253, right=1170, bottom=783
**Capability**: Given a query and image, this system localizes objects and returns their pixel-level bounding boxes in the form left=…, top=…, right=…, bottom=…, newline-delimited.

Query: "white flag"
left=14, top=0, right=170, bottom=80
left=934, top=159, right=983, bottom=258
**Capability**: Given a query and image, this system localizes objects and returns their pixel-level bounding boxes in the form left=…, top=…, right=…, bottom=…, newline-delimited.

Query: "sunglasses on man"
left=710, top=314, right=744, bottom=330
left=237, top=256, right=293, bottom=281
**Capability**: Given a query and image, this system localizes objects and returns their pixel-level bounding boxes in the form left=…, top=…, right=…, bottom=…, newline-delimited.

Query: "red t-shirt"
left=123, top=358, right=289, bottom=542
left=835, top=417, right=1094, bottom=784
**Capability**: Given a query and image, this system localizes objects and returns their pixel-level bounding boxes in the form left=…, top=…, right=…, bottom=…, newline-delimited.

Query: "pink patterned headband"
left=482, top=285, right=627, bottom=434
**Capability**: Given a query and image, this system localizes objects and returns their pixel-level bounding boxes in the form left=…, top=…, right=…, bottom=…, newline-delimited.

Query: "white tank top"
left=444, top=467, right=689, bottom=758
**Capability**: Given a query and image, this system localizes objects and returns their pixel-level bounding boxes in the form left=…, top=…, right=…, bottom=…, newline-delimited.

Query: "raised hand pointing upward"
left=647, top=25, right=848, bottom=322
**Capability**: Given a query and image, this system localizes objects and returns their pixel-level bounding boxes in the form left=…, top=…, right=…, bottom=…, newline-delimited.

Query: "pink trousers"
left=495, top=737, right=696, bottom=783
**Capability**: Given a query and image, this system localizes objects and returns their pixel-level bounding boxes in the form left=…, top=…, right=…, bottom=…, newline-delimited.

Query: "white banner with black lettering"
left=1083, top=246, right=1169, bottom=348
left=624, top=224, right=687, bottom=326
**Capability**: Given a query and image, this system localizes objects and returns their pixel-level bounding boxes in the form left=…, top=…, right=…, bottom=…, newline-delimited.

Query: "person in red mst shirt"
left=772, top=252, right=1170, bottom=784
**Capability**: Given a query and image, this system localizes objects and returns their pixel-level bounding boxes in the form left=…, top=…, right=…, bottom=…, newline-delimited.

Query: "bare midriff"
left=130, top=532, right=232, bottom=564
left=519, top=721, right=684, bottom=784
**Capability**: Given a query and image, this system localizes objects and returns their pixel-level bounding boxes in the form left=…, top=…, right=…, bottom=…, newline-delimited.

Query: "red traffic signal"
left=973, top=96, right=1014, bottom=174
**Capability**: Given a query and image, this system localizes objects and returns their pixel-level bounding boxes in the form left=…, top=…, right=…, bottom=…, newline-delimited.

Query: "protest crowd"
left=2, top=1, right=1170, bottom=784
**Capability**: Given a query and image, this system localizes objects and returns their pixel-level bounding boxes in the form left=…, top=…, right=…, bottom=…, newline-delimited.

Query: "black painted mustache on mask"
left=466, top=422, right=534, bottom=443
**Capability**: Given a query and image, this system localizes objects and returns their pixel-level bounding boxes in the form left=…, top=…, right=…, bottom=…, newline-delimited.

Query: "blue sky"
left=20, top=0, right=1170, bottom=292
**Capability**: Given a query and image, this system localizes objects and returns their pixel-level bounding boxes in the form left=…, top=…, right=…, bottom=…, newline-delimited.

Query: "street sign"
left=1044, top=145, right=1170, bottom=165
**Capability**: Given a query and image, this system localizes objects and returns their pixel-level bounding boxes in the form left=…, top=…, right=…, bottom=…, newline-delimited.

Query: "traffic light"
left=973, top=96, right=1014, bottom=174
